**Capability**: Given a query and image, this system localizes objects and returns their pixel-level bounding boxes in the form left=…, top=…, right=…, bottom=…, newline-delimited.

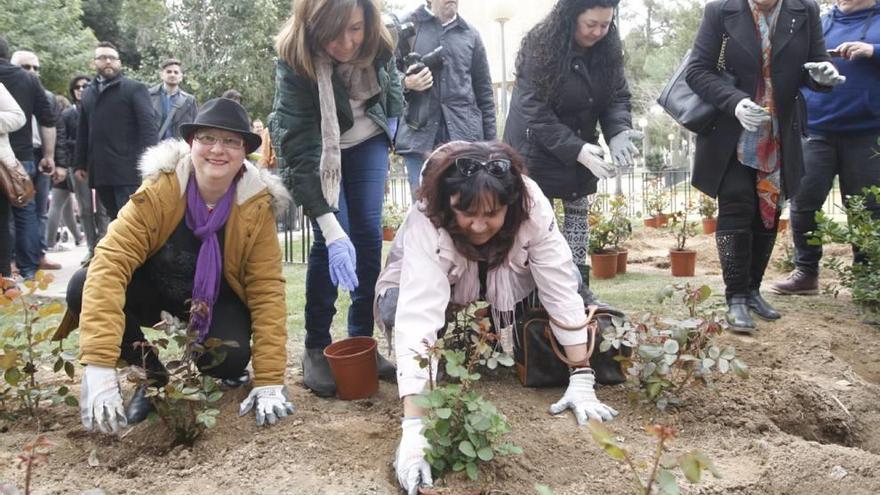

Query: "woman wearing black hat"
left=60, top=97, right=295, bottom=434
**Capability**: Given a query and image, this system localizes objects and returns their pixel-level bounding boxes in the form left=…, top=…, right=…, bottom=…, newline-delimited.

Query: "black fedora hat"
left=179, top=97, right=262, bottom=154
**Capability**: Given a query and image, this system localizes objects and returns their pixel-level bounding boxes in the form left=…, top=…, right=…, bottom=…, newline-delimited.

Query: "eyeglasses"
left=94, top=55, right=119, bottom=62
left=455, top=157, right=512, bottom=177
left=20, top=64, right=39, bottom=72
left=194, top=133, right=245, bottom=150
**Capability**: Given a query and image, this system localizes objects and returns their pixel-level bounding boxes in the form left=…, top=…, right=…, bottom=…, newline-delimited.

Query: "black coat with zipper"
left=685, top=0, right=832, bottom=199
left=503, top=42, right=632, bottom=200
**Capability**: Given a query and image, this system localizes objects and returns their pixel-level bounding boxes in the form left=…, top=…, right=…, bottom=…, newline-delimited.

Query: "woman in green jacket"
left=270, top=0, right=404, bottom=397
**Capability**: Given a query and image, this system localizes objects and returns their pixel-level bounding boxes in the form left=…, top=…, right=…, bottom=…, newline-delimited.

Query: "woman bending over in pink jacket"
left=375, top=140, right=618, bottom=494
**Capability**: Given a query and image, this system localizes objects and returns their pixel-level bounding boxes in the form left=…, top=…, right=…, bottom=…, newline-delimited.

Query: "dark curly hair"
left=417, top=141, right=530, bottom=268
left=515, top=0, right=623, bottom=103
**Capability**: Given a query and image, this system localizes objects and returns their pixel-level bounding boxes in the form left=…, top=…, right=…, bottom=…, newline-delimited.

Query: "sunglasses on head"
left=454, top=157, right=512, bottom=177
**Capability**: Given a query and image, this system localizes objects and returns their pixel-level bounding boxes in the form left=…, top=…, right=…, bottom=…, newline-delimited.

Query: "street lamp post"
left=496, top=16, right=509, bottom=119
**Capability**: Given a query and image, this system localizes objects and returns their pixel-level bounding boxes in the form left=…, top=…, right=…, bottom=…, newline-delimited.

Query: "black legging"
left=716, top=157, right=780, bottom=234
left=67, top=266, right=252, bottom=382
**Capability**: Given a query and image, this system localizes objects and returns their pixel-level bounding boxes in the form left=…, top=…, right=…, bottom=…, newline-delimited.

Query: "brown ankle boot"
left=770, top=268, right=818, bottom=295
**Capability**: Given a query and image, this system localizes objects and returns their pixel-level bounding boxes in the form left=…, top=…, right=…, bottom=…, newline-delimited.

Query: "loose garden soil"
left=2, top=228, right=879, bottom=494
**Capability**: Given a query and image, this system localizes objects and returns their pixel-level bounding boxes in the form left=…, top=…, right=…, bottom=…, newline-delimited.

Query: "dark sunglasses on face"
left=455, top=157, right=512, bottom=177
left=20, top=64, right=39, bottom=72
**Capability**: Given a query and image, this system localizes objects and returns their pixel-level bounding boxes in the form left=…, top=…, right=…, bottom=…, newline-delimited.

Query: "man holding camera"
left=395, top=0, right=496, bottom=198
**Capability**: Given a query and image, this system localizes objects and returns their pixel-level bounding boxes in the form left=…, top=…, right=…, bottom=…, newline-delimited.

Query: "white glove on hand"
left=549, top=369, right=618, bottom=425
left=734, top=98, right=771, bottom=132
left=577, top=143, right=616, bottom=179
left=804, top=61, right=846, bottom=87
left=608, top=129, right=644, bottom=168
left=238, top=385, right=295, bottom=426
left=80, top=365, right=127, bottom=434
left=395, top=417, right=433, bottom=495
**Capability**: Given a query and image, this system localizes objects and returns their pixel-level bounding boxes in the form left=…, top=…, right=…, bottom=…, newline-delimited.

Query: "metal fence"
left=281, top=168, right=845, bottom=264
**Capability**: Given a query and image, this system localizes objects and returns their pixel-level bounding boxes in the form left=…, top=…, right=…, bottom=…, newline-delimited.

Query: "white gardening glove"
left=238, top=385, right=295, bottom=426
left=804, top=61, right=846, bottom=87
left=548, top=369, right=618, bottom=425
left=608, top=129, right=644, bottom=168
left=577, top=143, right=616, bottom=179
left=395, top=417, right=433, bottom=495
left=80, top=365, right=127, bottom=435
left=734, top=98, right=771, bottom=132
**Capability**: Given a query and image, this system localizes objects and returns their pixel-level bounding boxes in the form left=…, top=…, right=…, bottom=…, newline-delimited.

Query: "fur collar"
left=138, top=139, right=291, bottom=216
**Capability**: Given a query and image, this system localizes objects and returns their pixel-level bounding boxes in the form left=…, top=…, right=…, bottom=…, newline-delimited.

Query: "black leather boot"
left=576, top=264, right=608, bottom=308
left=303, top=347, right=336, bottom=397
left=376, top=353, right=397, bottom=383
left=749, top=232, right=781, bottom=320
left=716, top=231, right=756, bottom=334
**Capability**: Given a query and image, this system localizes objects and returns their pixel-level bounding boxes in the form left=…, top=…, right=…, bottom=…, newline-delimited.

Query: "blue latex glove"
left=328, top=237, right=358, bottom=291
left=387, top=117, right=399, bottom=139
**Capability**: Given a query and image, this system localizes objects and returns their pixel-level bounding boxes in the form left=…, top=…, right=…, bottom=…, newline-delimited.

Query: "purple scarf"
left=185, top=174, right=237, bottom=342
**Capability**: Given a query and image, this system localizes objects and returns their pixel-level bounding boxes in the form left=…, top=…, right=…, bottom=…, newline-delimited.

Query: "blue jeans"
left=11, top=161, right=42, bottom=279
left=402, top=153, right=427, bottom=201
left=305, top=135, right=390, bottom=349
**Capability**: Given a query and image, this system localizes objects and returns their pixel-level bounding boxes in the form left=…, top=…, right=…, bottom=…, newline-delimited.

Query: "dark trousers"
left=66, top=266, right=252, bottom=381
left=32, top=147, right=50, bottom=253
left=96, top=184, right=139, bottom=220
left=716, top=159, right=780, bottom=297
left=305, top=135, right=389, bottom=349
left=0, top=195, right=10, bottom=277
left=790, top=132, right=880, bottom=274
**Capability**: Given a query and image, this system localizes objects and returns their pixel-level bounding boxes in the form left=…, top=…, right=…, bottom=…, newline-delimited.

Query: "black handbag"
left=513, top=303, right=630, bottom=388
left=657, top=35, right=734, bottom=135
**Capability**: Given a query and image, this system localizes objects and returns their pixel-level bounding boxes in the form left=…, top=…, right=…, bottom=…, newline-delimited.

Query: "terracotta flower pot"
left=382, top=226, right=396, bottom=241
left=669, top=249, right=697, bottom=277
left=702, top=217, right=717, bottom=235
left=643, top=213, right=668, bottom=228
left=590, top=252, right=618, bottom=279
left=777, top=218, right=789, bottom=233
left=323, top=336, right=378, bottom=400
left=615, top=249, right=628, bottom=274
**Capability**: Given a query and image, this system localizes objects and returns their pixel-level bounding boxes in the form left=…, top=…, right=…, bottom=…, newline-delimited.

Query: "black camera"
left=403, top=46, right=445, bottom=76
left=384, top=13, right=416, bottom=46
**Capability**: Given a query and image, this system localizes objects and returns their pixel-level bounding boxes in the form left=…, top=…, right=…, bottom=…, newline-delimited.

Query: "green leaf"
left=708, top=346, right=720, bottom=360
left=459, top=440, right=476, bottom=458
left=436, top=408, right=452, bottom=419
left=599, top=340, right=612, bottom=353
left=679, top=453, right=702, bottom=483
left=64, top=395, right=79, bottom=407
left=720, top=346, right=736, bottom=360
left=4, top=367, right=22, bottom=386
left=534, top=484, right=556, bottom=495
left=64, top=361, right=75, bottom=379
left=411, top=395, right=432, bottom=409
left=496, top=353, right=515, bottom=367
left=731, top=358, right=749, bottom=378
left=53, top=357, right=64, bottom=373
left=718, top=358, right=730, bottom=374
left=58, top=385, right=69, bottom=396
left=477, top=447, right=494, bottom=461
left=465, top=461, right=478, bottom=480
left=657, top=469, right=680, bottom=495
left=486, top=357, right=498, bottom=370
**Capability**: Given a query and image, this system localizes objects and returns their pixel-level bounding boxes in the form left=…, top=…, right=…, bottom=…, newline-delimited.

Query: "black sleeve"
left=31, top=79, right=56, bottom=128
left=132, top=82, right=158, bottom=150
left=470, top=34, right=497, bottom=140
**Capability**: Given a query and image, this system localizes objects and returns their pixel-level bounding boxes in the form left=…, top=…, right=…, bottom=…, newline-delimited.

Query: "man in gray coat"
left=395, top=0, right=496, bottom=198
left=148, top=58, right=197, bottom=141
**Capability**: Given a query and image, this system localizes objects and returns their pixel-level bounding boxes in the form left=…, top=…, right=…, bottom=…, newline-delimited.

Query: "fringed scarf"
left=738, top=0, right=784, bottom=229
left=315, top=56, right=380, bottom=209
left=185, top=174, right=237, bottom=342
left=449, top=259, right=519, bottom=355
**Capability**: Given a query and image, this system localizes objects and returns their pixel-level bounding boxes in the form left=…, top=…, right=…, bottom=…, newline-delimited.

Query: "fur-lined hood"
left=138, top=139, right=291, bottom=216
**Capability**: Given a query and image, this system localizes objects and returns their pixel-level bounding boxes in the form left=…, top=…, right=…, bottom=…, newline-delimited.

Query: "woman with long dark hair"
left=504, top=0, right=642, bottom=303
left=377, top=141, right=618, bottom=494
left=271, top=0, right=404, bottom=397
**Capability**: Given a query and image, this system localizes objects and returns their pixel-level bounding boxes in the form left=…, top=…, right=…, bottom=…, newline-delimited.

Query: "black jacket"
left=685, top=0, right=831, bottom=198
left=0, top=60, right=55, bottom=162
left=148, top=84, right=198, bottom=139
left=503, top=42, right=632, bottom=199
left=394, top=6, right=496, bottom=155
left=57, top=105, right=79, bottom=169
left=75, top=74, right=158, bottom=187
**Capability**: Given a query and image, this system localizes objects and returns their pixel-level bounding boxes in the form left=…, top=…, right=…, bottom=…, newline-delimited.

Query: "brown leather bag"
left=0, top=158, right=35, bottom=208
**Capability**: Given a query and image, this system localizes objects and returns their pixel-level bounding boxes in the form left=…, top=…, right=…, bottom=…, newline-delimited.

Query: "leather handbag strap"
left=543, top=305, right=599, bottom=368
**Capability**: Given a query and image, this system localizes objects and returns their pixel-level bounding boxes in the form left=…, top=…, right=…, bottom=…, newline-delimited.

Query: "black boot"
left=303, top=347, right=336, bottom=397
left=576, top=264, right=608, bottom=308
left=749, top=232, right=781, bottom=320
left=376, top=353, right=397, bottom=383
left=716, top=231, right=756, bottom=333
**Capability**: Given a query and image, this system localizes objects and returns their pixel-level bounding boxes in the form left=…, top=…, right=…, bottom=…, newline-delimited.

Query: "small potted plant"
left=698, top=194, right=718, bottom=235
left=382, top=203, right=405, bottom=241
left=643, top=179, right=669, bottom=228
left=668, top=203, right=698, bottom=277
left=608, top=194, right=632, bottom=274
left=589, top=215, right=618, bottom=280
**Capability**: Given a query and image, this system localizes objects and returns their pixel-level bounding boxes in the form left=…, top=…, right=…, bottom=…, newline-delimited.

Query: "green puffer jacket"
left=269, top=49, right=404, bottom=218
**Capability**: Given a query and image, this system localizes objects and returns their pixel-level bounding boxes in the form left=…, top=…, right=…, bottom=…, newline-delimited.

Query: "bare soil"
left=2, top=228, right=879, bottom=495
